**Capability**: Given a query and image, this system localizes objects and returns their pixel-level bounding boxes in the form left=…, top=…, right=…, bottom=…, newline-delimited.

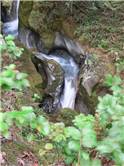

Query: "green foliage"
left=32, top=93, right=41, bottom=101
left=97, top=74, right=124, bottom=126
left=1, top=73, right=124, bottom=165
left=0, top=35, right=29, bottom=91
left=0, top=106, right=99, bottom=164
left=0, top=34, right=24, bottom=59
left=96, top=74, right=124, bottom=165
left=98, top=39, right=109, bottom=49
left=1, top=34, right=124, bottom=165
left=104, top=74, right=122, bottom=87
left=0, top=64, right=29, bottom=90
left=46, top=114, right=98, bottom=165
left=115, top=59, right=124, bottom=73
left=0, top=106, right=50, bottom=139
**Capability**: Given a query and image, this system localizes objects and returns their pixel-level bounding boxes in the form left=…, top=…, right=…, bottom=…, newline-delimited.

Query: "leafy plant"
left=115, top=59, right=124, bottom=73
left=32, top=93, right=41, bottom=101
left=0, top=64, right=29, bottom=90
left=40, top=114, right=100, bottom=166
left=1, top=34, right=124, bottom=165
left=0, top=34, right=24, bottom=59
left=0, top=106, right=50, bottom=139
left=96, top=74, right=124, bottom=165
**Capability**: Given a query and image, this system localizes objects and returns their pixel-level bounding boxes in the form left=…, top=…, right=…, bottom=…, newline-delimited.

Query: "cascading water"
left=35, top=51, right=79, bottom=109
left=1, top=0, right=80, bottom=110
left=2, top=0, right=20, bottom=37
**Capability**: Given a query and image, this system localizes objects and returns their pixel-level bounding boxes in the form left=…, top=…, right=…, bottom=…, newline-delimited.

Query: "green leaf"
left=45, top=143, right=53, bottom=150
left=6, top=40, right=15, bottom=46
left=68, top=140, right=80, bottom=152
left=30, top=120, right=37, bottom=129
left=73, top=114, right=95, bottom=129
left=21, top=106, right=34, bottom=113
left=65, top=155, right=75, bottom=165
left=64, top=146, right=73, bottom=155
left=5, top=35, right=14, bottom=41
left=81, top=152, right=90, bottom=160
left=82, top=126, right=97, bottom=148
left=105, top=74, right=122, bottom=87
left=37, top=116, right=50, bottom=136
left=54, top=134, right=66, bottom=142
left=80, top=158, right=91, bottom=166
left=97, top=143, right=113, bottom=153
left=41, top=121, right=50, bottom=136
left=64, top=127, right=81, bottom=140
left=0, top=122, right=9, bottom=132
left=91, top=159, right=101, bottom=166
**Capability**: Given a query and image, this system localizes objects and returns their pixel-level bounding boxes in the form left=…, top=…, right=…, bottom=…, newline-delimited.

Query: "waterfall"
left=2, top=0, right=80, bottom=110
left=60, top=77, right=78, bottom=109
left=35, top=52, right=79, bottom=110
left=2, top=0, right=20, bottom=37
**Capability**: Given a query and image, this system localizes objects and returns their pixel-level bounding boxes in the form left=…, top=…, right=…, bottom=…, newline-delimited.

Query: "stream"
left=1, top=0, right=80, bottom=111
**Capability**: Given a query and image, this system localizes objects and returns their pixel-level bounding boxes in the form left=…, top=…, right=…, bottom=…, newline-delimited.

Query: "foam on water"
left=35, top=52, right=79, bottom=109
left=60, top=77, right=78, bottom=109
left=2, top=0, right=79, bottom=110
left=2, top=0, right=20, bottom=37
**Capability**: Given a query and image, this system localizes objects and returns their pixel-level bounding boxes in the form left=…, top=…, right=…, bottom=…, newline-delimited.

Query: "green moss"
left=2, top=0, right=12, bottom=7
left=79, top=86, right=98, bottom=115
left=59, top=108, right=78, bottom=126
left=19, top=1, right=33, bottom=27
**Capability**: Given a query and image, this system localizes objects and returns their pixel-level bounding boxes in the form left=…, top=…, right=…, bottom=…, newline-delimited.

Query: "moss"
left=58, top=108, right=78, bottom=126
left=19, top=1, right=33, bottom=27
left=29, top=10, right=43, bottom=31
left=79, top=86, right=98, bottom=115
left=47, top=108, right=78, bottom=126
left=17, top=44, right=43, bottom=93
left=2, top=0, right=12, bottom=7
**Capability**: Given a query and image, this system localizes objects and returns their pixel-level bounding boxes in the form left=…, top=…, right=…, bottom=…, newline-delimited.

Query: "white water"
left=2, top=0, right=79, bottom=110
left=35, top=52, right=79, bottom=109
left=60, top=77, right=78, bottom=109
left=2, top=0, right=20, bottom=37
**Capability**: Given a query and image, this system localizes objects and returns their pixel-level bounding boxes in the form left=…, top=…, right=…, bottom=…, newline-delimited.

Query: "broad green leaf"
left=64, top=127, right=81, bottom=140
left=81, top=152, right=89, bottom=160
left=65, top=155, right=75, bottom=165
left=68, top=140, right=80, bottom=152
left=82, top=126, right=97, bottom=148
left=5, top=35, right=14, bottom=41
left=91, top=159, right=101, bottom=166
left=21, top=106, right=34, bottom=113
left=73, top=114, right=95, bottom=129
left=105, top=74, right=122, bottom=87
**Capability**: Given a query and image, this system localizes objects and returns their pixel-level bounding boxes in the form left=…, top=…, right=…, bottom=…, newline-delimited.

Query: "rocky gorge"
left=1, top=1, right=124, bottom=165
left=1, top=0, right=116, bottom=115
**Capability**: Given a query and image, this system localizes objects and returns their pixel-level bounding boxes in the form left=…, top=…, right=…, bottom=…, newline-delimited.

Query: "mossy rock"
left=19, top=1, right=77, bottom=48
left=2, top=0, right=12, bottom=7
left=19, top=1, right=33, bottom=28
left=47, top=108, right=78, bottom=126
left=76, top=86, right=98, bottom=115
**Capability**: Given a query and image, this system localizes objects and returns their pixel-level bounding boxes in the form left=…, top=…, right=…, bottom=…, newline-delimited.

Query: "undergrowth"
left=1, top=35, right=124, bottom=166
